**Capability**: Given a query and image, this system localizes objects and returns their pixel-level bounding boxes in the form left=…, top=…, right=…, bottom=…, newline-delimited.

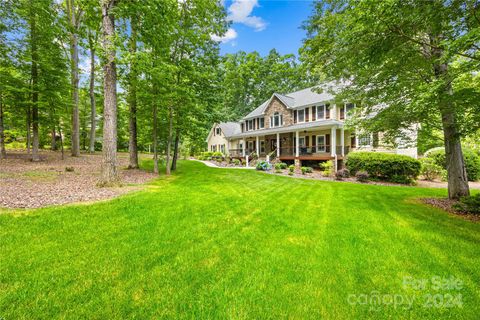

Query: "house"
left=207, top=86, right=417, bottom=168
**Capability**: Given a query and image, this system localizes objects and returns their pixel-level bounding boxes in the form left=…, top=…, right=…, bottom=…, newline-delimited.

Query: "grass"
left=0, top=160, right=479, bottom=319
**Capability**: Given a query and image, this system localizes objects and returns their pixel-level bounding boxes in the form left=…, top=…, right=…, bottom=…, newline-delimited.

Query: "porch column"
left=331, top=126, right=337, bottom=157
left=256, top=136, right=260, bottom=155
left=295, top=131, right=299, bottom=157
left=276, top=133, right=280, bottom=157
left=341, top=127, right=345, bottom=156
left=242, top=139, right=246, bottom=157
left=331, top=104, right=337, bottom=120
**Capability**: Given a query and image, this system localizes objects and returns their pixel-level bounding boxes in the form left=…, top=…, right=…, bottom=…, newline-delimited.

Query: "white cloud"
left=227, top=0, right=267, bottom=31
left=211, top=28, right=238, bottom=43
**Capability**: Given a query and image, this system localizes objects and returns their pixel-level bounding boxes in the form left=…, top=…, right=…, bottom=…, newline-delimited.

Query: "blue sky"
left=215, top=0, right=315, bottom=56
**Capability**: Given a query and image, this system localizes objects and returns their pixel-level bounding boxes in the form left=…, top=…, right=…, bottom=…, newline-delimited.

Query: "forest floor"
left=0, top=151, right=157, bottom=209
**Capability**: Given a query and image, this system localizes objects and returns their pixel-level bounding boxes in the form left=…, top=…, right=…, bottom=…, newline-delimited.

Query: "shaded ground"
left=0, top=151, right=156, bottom=209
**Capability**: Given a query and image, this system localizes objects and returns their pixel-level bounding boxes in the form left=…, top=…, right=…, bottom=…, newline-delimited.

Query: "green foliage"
left=355, top=170, right=370, bottom=182
left=319, top=160, right=334, bottom=177
left=301, top=166, right=313, bottom=175
left=233, top=159, right=240, bottom=166
left=288, top=165, right=295, bottom=173
left=419, top=158, right=445, bottom=181
left=274, top=162, right=288, bottom=171
left=256, top=160, right=271, bottom=171
left=425, top=148, right=480, bottom=181
left=453, top=194, right=480, bottom=215
left=346, top=152, right=421, bottom=184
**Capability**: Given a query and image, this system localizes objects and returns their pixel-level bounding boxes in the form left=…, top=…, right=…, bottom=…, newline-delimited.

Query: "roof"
left=229, top=119, right=344, bottom=139
left=242, top=82, right=342, bottom=120
left=219, top=122, right=241, bottom=137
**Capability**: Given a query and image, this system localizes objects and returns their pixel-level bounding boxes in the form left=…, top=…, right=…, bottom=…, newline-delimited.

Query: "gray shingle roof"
left=242, top=83, right=341, bottom=120
left=219, top=122, right=241, bottom=137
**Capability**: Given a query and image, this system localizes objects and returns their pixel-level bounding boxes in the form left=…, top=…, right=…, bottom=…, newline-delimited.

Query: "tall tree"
left=127, top=15, right=139, bottom=168
left=302, top=0, right=480, bottom=199
left=66, top=0, right=83, bottom=156
left=99, top=0, right=118, bottom=185
left=29, top=0, right=40, bottom=161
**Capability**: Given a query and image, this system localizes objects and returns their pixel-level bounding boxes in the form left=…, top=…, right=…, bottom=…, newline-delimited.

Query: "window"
left=317, top=105, right=325, bottom=120
left=239, top=143, right=243, bottom=150
left=342, top=103, right=355, bottom=119
left=317, top=135, right=326, bottom=152
left=299, top=137, right=305, bottom=147
left=271, top=112, right=282, bottom=127
left=259, top=117, right=265, bottom=129
left=220, top=144, right=225, bottom=153
left=260, top=140, right=265, bottom=153
left=216, top=127, right=221, bottom=135
left=298, top=109, right=305, bottom=123
left=358, top=133, right=371, bottom=147
left=247, top=141, right=254, bottom=151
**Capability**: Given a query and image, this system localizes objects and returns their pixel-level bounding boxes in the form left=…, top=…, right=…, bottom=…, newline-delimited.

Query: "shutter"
left=294, top=110, right=297, bottom=123
left=280, top=115, right=283, bottom=126
left=312, top=106, right=316, bottom=121
left=326, top=104, right=330, bottom=119
left=326, top=134, right=331, bottom=147
left=306, top=136, right=310, bottom=147
left=306, top=108, right=309, bottom=122
left=253, top=140, right=256, bottom=150
left=312, top=135, right=316, bottom=147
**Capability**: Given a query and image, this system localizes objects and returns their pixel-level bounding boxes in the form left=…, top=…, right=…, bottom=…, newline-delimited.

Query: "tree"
left=127, top=14, right=139, bottom=168
left=302, top=0, right=480, bottom=199
left=99, top=0, right=118, bottom=185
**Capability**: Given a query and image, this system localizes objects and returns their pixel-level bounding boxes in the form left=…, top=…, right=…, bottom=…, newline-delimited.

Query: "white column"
left=256, top=136, right=259, bottom=155
left=276, top=133, right=280, bottom=157
left=242, top=139, right=246, bottom=157
left=331, top=104, right=337, bottom=120
left=341, top=127, right=345, bottom=156
left=295, top=131, right=299, bottom=157
left=331, top=126, right=337, bottom=157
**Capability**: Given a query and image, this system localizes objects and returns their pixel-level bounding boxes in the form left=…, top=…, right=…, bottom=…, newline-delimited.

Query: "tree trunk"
left=26, top=105, right=31, bottom=154
left=127, top=17, right=138, bottom=169
left=88, top=31, right=96, bottom=153
left=165, top=106, right=173, bottom=175
left=171, top=127, right=180, bottom=171
left=99, top=0, right=119, bottom=185
left=30, top=2, right=40, bottom=162
left=68, top=0, right=80, bottom=157
left=431, top=38, right=470, bottom=199
left=51, top=126, right=56, bottom=151
left=0, top=94, right=6, bottom=159
left=152, top=103, right=158, bottom=174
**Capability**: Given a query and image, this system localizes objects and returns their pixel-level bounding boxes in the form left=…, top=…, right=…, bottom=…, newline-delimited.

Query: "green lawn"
left=1, top=160, right=479, bottom=319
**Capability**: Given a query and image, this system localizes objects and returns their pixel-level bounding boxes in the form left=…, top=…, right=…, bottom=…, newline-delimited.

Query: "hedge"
left=425, top=147, right=480, bottom=181
left=346, top=152, right=421, bottom=183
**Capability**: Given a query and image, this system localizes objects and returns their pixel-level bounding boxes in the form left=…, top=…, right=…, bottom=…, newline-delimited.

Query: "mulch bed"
left=422, top=198, right=479, bottom=222
left=0, top=151, right=157, bottom=209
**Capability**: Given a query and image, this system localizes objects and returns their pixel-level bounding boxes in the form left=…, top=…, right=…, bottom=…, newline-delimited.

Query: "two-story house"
left=206, top=86, right=417, bottom=168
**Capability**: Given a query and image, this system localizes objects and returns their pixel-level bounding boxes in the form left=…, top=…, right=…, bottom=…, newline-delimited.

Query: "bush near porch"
left=346, top=152, right=421, bottom=184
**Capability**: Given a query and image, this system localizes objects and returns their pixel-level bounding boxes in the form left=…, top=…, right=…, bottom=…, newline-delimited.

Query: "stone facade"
left=264, top=97, right=294, bottom=128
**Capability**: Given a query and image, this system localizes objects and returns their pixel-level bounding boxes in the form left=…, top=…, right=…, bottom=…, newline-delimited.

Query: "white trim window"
left=270, top=112, right=283, bottom=128
left=298, top=109, right=305, bottom=123
left=358, top=133, right=371, bottom=147
left=259, top=117, right=265, bottom=129
left=317, top=135, right=326, bottom=152
left=316, top=104, right=326, bottom=120
left=342, top=103, right=355, bottom=119
left=216, top=127, right=221, bottom=135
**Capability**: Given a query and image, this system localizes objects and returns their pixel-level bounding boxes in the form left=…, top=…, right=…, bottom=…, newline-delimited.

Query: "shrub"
left=320, top=160, right=334, bottom=177
left=288, top=172, right=294, bottom=176
left=202, top=151, right=214, bottom=157
left=425, top=147, right=480, bottom=181
left=453, top=194, right=480, bottom=214
left=288, top=165, right=295, bottom=173
left=278, top=162, right=288, bottom=169
left=241, top=159, right=246, bottom=165
left=355, top=170, right=369, bottom=182
left=233, top=159, right=240, bottom=166
left=212, top=151, right=223, bottom=157
left=256, top=160, right=272, bottom=171
left=301, top=166, right=313, bottom=175
left=274, top=163, right=283, bottom=170
left=419, top=158, right=445, bottom=181
left=335, top=168, right=350, bottom=180
left=346, top=152, right=421, bottom=184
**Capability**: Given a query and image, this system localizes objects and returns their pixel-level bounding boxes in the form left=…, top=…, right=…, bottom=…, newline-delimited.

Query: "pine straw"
left=422, top=197, right=479, bottom=222
left=0, top=151, right=156, bottom=209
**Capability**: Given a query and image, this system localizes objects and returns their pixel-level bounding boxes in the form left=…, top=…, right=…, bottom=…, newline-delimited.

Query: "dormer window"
left=215, top=127, right=221, bottom=135
left=270, top=112, right=283, bottom=128
left=248, top=120, right=253, bottom=131
left=317, top=105, right=325, bottom=120
left=259, top=117, right=264, bottom=129
left=298, top=109, right=305, bottom=123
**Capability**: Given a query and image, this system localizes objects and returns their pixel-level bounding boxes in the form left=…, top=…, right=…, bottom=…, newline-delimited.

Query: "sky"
left=215, top=0, right=315, bottom=56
